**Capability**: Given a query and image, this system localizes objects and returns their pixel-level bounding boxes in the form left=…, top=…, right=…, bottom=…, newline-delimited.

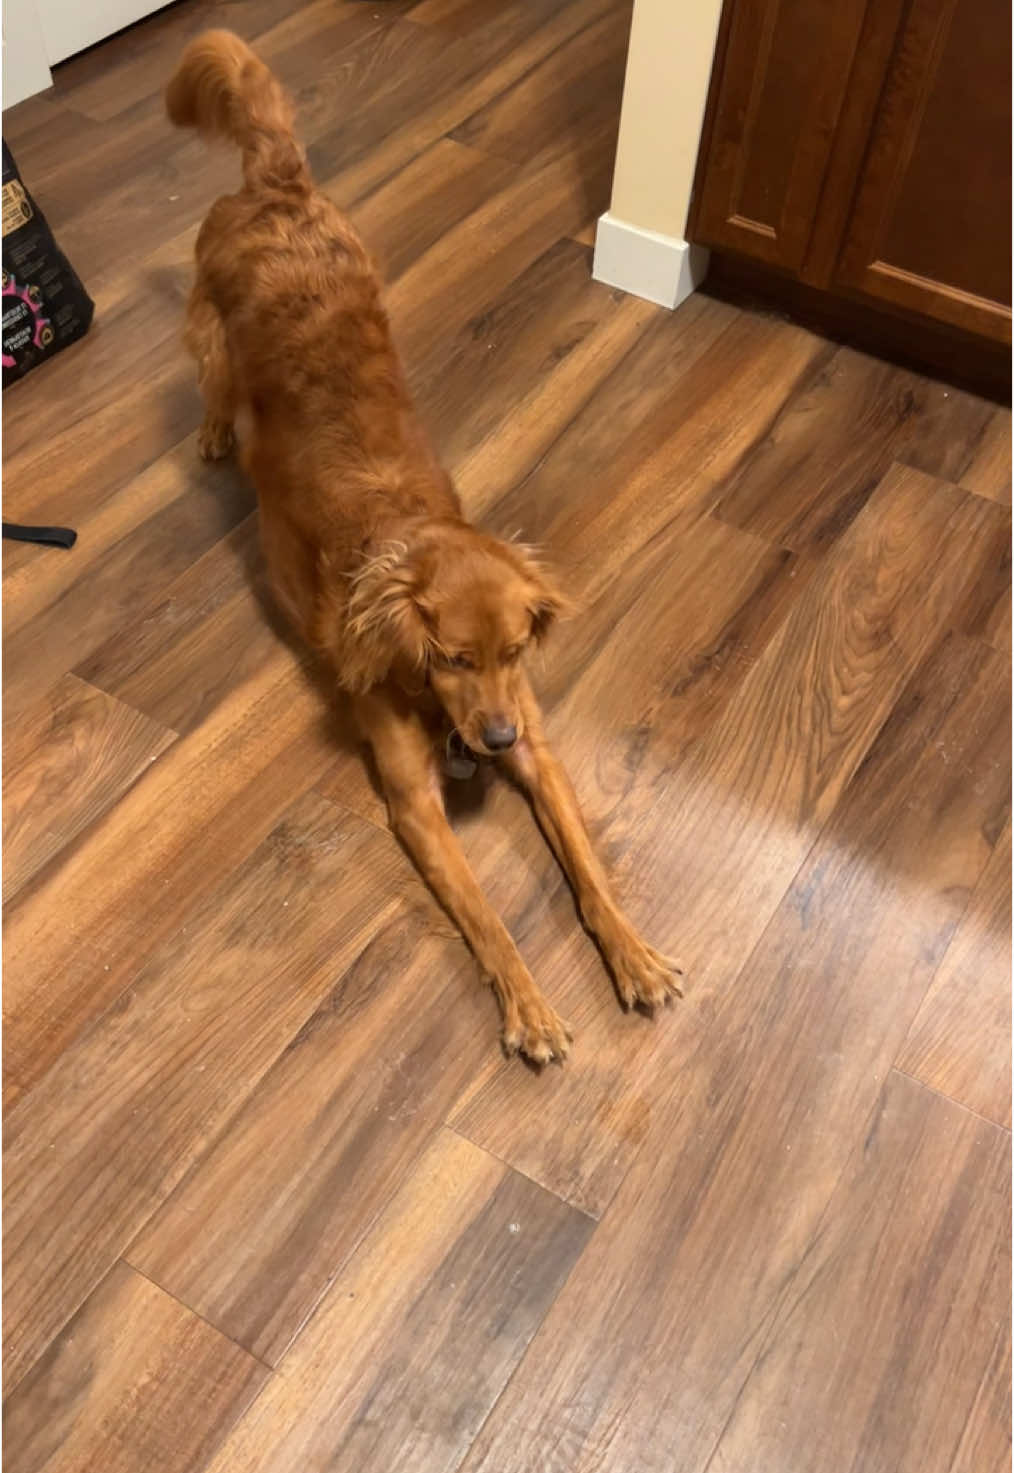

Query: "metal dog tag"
left=444, top=730, right=478, bottom=780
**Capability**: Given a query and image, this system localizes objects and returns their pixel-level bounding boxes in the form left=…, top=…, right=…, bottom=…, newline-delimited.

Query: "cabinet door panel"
left=691, top=0, right=869, bottom=270
left=834, top=0, right=1011, bottom=342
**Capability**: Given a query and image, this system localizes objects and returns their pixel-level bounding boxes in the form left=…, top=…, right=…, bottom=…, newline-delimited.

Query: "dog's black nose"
left=482, top=721, right=517, bottom=751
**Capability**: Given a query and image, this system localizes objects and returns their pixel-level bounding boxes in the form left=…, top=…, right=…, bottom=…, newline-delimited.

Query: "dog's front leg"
left=355, top=689, right=571, bottom=1063
left=505, top=677, right=684, bottom=1010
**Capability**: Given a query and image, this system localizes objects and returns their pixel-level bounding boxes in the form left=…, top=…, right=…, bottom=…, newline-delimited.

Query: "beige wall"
left=608, top=0, right=725, bottom=241
left=3, top=0, right=52, bottom=109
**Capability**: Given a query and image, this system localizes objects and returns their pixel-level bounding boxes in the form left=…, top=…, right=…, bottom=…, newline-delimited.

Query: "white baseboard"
left=592, top=212, right=709, bottom=309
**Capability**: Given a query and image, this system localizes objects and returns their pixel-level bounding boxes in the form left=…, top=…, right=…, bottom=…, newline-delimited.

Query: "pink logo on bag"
left=2, top=274, right=52, bottom=366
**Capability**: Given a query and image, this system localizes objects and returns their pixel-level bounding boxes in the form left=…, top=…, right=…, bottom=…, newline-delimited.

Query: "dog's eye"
left=447, top=653, right=474, bottom=670
left=502, top=646, right=523, bottom=665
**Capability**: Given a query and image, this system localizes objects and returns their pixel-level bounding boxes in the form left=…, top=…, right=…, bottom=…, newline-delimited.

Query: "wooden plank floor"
left=3, top=1, right=1011, bottom=1468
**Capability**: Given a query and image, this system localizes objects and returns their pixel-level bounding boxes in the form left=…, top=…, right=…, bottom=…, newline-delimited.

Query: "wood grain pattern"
left=954, top=505, right=1013, bottom=657
left=72, top=516, right=271, bottom=734
left=71, top=505, right=338, bottom=748
left=951, top=1321, right=1013, bottom=1473
left=309, top=0, right=608, bottom=204
left=452, top=468, right=1008, bottom=1214
left=3, top=792, right=402, bottom=1389
left=833, top=0, right=1012, bottom=341
left=49, top=0, right=332, bottom=123
left=4, top=1261, right=267, bottom=1473
left=3, top=439, right=254, bottom=724
left=201, top=1129, right=593, bottom=1473
left=2, top=428, right=224, bottom=636
left=127, top=919, right=491, bottom=1363
left=487, top=308, right=826, bottom=577
left=2, top=1, right=1009, bottom=1466
left=412, top=235, right=655, bottom=509
left=537, top=513, right=804, bottom=767
left=960, top=408, right=1013, bottom=503
left=706, top=1069, right=1011, bottom=1473
left=2, top=273, right=186, bottom=472
left=2, top=656, right=342, bottom=1108
left=449, top=1, right=629, bottom=172
left=384, top=145, right=615, bottom=376
left=894, top=377, right=1002, bottom=484
left=351, top=137, right=518, bottom=283
left=691, top=0, right=1011, bottom=375
left=3, top=674, right=175, bottom=900
left=689, top=0, right=871, bottom=269
left=3, top=355, right=196, bottom=531
left=715, top=346, right=996, bottom=549
left=459, top=632, right=1010, bottom=1473
left=898, top=821, right=1012, bottom=1127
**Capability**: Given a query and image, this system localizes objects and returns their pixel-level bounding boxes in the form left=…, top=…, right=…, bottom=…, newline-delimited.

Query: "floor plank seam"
left=5, top=783, right=396, bottom=1112
left=64, top=672, right=183, bottom=742
left=6, top=904, right=408, bottom=1391
left=444, top=1120, right=601, bottom=1221
left=308, top=782, right=393, bottom=839
left=887, top=1064, right=1012, bottom=1134
left=239, top=1121, right=455, bottom=1374
left=437, top=1183, right=604, bottom=1473
left=4, top=5, right=1008, bottom=1463
left=3, top=735, right=180, bottom=909
left=121, top=1259, right=278, bottom=1373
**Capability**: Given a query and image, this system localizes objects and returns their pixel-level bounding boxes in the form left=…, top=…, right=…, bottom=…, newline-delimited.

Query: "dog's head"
left=342, top=520, right=570, bottom=753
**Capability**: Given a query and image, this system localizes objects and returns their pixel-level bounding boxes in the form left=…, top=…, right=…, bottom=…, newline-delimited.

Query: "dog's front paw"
left=502, top=989, right=572, bottom=1065
left=198, top=418, right=235, bottom=462
left=605, top=930, right=684, bottom=1011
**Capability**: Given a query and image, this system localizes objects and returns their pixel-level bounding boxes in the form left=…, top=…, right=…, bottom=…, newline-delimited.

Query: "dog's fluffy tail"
left=166, top=30, right=308, bottom=192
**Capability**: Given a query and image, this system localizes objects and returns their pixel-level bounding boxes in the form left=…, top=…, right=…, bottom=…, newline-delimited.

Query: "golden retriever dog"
left=166, top=30, right=682, bottom=1062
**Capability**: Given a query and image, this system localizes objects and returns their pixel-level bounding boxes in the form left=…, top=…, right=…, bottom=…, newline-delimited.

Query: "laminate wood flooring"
left=3, top=1, right=1010, bottom=1469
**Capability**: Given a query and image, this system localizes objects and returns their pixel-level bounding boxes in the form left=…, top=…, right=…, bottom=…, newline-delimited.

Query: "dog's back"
left=167, top=32, right=414, bottom=465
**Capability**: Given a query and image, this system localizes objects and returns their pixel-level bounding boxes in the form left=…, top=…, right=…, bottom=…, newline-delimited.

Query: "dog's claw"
left=502, top=994, right=572, bottom=1065
left=609, top=935, right=685, bottom=1011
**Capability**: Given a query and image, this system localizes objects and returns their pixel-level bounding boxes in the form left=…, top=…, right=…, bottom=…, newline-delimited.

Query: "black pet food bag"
left=2, top=141, right=93, bottom=386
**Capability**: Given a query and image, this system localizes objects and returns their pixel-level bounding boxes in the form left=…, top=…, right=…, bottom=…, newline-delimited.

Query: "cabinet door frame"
left=688, top=0, right=872, bottom=272
left=831, top=0, right=1012, bottom=343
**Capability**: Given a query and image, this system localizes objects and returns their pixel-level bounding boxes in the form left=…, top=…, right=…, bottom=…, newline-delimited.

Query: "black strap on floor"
left=2, top=521, right=77, bottom=548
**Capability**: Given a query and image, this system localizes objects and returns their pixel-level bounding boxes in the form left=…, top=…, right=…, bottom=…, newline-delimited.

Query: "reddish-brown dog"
left=167, top=30, right=682, bottom=1062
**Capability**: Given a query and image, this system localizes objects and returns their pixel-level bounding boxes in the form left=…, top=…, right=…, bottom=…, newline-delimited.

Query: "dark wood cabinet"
left=691, top=0, right=872, bottom=273
left=690, top=0, right=1012, bottom=374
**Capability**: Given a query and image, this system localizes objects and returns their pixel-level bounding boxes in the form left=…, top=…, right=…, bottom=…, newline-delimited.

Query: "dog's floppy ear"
left=513, top=543, right=575, bottom=642
left=338, top=541, right=430, bottom=691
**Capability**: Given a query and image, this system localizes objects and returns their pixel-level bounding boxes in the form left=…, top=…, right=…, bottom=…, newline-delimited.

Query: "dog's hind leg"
left=185, top=284, right=236, bottom=461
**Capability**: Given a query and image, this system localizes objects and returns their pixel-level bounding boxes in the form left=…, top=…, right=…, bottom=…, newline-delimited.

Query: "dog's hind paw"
left=198, top=418, right=235, bottom=461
